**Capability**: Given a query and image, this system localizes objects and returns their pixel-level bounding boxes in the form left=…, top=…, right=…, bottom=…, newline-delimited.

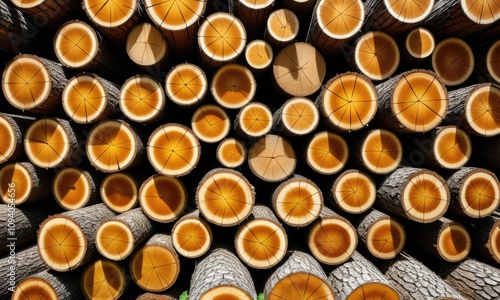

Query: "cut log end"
left=355, top=32, right=400, bottom=81
left=268, top=273, right=335, bottom=300
left=81, top=259, right=126, bottom=300
left=461, top=0, right=500, bottom=24
left=465, top=84, right=500, bottom=137
left=280, top=97, right=319, bottom=135
left=165, top=63, right=207, bottom=107
left=120, top=75, right=166, bottom=123
left=147, top=123, right=201, bottom=176
left=191, top=104, right=230, bottom=143
left=0, top=163, right=32, bottom=205
left=211, top=64, right=256, bottom=109
left=433, top=126, right=472, bottom=169
left=12, top=277, right=58, bottom=300
left=437, top=222, right=471, bottom=262
left=96, top=220, right=134, bottom=260
left=172, top=217, right=212, bottom=258
left=306, top=131, right=348, bottom=175
left=346, top=282, right=400, bottom=300
left=100, top=173, right=138, bottom=213
left=62, top=74, right=108, bottom=124
left=405, top=27, right=435, bottom=59
left=366, top=218, right=406, bottom=260
left=487, top=41, right=500, bottom=83
left=490, top=222, right=500, bottom=263
left=83, top=0, right=137, bottom=28
left=316, top=0, right=364, bottom=39
left=332, top=170, right=376, bottom=214
left=216, top=138, right=247, bottom=168
left=237, top=102, right=273, bottom=137
left=245, top=40, right=273, bottom=71
left=54, top=21, right=98, bottom=68
left=10, top=0, right=44, bottom=8
left=53, top=168, right=92, bottom=210
left=200, top=288, right=254, bottom=300
left=248, top=135, right=296, bottom=182
left=145, top=0, right=205, bottom=31
left=385, top=0, right=434, bottom=23
left=139, top=175, right=187, bottom=223
left=126, top=23, right=168, bottom=67
left=266, top=9, right=300, bottom=45
left=432, top=38, right=474, bottom=86
left=0, top=115, right=17, bottom=163
left=459, top=170, right=500, bottom=218
left=360, top=129, right=402, bottom=174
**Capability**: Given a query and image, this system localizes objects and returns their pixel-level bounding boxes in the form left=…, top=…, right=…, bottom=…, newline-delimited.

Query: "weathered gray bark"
left=136, top=293, right=177, bottom=300
left=14, top=269, right=81, bottom=299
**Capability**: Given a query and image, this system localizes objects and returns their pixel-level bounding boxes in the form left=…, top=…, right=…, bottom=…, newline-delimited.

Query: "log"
left=264, top=8, right=299, bottom=50
left=136, top=293, right=176, bottom=300
left=403, top=27, right=435, bottom=63
left=0, top=113, right=33, bottom=163
left=354, top=129, right=403, bottom=174
left=272, top=174, right=323, bottom=227
left=37, top=203, right=116, bottom=272
left=120, top=74, right=166, bottom=124
left=52, top=167, right=100, bottom=210
left=273, top=96, right=319, bottom=136
left=305, top=131, right=349, bottom=175
left=464, top=215, right=500, bottom=265
left=232, top=0, right=275, bottom=38
left=234, top=205, right=288, bottom=269
left=191, top=104, right=231, bottom=143
left=328, top=251, right=401, bottom=300
left=354, top=208, right=406, bottom=260
left=190, top=248, right=257, bottom=300
left=10, top=0, right=80, bottom=29
left=196, top=168, right=255, bottom=226
left=446, top=167, right=500, bottom=218
left=100, top=172, right=140, bottom=213
left=139, top=174, right=188, bottom=223
left=234, top=102, right=273, bottom=138
left=486, top=40, right=500, bottom=83
left=164, top=63, right=208, bottom=107
left=146, top=123, right=201, bottom=176
left=12, top=269, right=81, bottom=299
left=171, top=209, right=213, bottom=258
left=475, top=40, right=500, bottom=84
left=130, top=233, right=180, bottom=292
left=432, top=37, right=474, bottom=86
left=330, top=169, right=377, bottom=214
left=210, top=63, right=256, bottom=109
left=95, top=207, right=154, bottom=260
left=354, top=31, right=400, bottom=81
left=244, top=39, right=273, bottom=73
left=0, top=162, right=50, bottom=205
left=216, top=138, right=247, bottom=168
left=81, top=259, right=127, bottom=300
left=126, top=23, right=169, bottom=69
left=0, top=1, right=37, bottom=54
left=265, top=251, right=335, bottom=300
left=308, top=206, right=357, bottom=265
left=375, top=69, right=448, bottom=133
left=282, top=0, right=315, bottom=20
left=377, top=167, right=450, bottom=223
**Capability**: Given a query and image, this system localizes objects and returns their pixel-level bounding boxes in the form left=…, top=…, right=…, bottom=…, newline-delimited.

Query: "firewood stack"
left=0, top=0, right=499, bottom=299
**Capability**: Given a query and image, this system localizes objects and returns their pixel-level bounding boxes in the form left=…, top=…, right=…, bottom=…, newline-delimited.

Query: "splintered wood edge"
left=0, top=163, right=33, bottom=205
left=487, top=41, right=500, bottom=83
left=145, top=0, right=206, bottom=31
left=281, top=97, right=319, bottom=135
left=201, top=287, right=253, bottom=300
left=54, top=21, right=98, bottom=68
left=267, top=9, right=300, bottom=43
left=216, top=138, right=247, bottom=168
left=211, top=64, right=256, bottom=109
left=432, top=38, right=474, bottom=86
left=100, top=173, right=139, bottom=213
left=405, top=27, right=435, bottom=59
left=95, top=220, right=135, bottom=260
left=360, top=129, right=403, bottom=174
left=459, top=170, right=500, bottom=218
left=354, top=32, right=400, bottom=81
left=13, top=277, right=58, bottom=300
left=268, top=273, right=335, bottom=300
left=52, top=168, right=91, bottom=210
left=238, top=102, right=273, bottom=137
left=461, top=0, right=500, bottom=24
left=316, top=0, right=364, bottom=39
left=165, top=63, right=207, bottom=106
left=490, top=220, right=500, bottom=264
left=0, top=115, right=17, bottom=163
left=83, top=0, right=137, bottom=28
left=81, top=259, right=126, bottom=300
left=120, top=75, right=166, bottom=123
left=245, top=40, right=273, bottom=70
left=384, top=0, right=434, bottom=23
left=62, top=74, right=107, bottom=124
left=191, top=104, right=230, bottom=143
left=366, top=218, right=406, bottom=259
left=24, top=118, right=70, bottom=168
left=126, top=23, right=168, bottom=67
left=306, top=131, right=349, bottom=175
left=332, top=170, right=376, bottom=214
left=172, top=217, right=213, bottom=258
left=346, top=282, right=400, bottom=300
left=465, top=84, right=500, bottom=137
left=437, top=222, right=471, bottom=262
left=248, top=135, right=297, bottom=182
left=433, top=126, right=472, bottom=169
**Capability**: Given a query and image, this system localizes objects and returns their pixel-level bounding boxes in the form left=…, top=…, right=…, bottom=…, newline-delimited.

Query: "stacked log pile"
left=0, top=0, right=499, bottom=299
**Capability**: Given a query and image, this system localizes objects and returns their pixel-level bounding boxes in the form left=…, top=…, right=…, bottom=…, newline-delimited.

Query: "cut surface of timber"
left=82, top=0, right=138, bottom=28
left=165, top=63, right=207, bottom=107
left=144, top=0, right=205, bottom=33
left=120, top=75, right=166, bottom=123
left=100, top=172, right=139, bottom=213
left=198, top=12, right=247, bottom=67
left=265, top=9, right=299, bottom=49
left=235, top=102, right=273, bottom=137
left=245, top=39, right=273, bottom=71
left=432, top=38, right=474, bottom=86
left=431, top=126, right=472, bottom=169
left=0, top=113, right=26, bottom=163
left=86, top=119, right=143, bottom=172
left=81, top=259, right=126, bottom=300
left=383, top=0, right=434, bottom=23
left=52, top=167, right=96, bottom=210
left=147, top=123, right=201, bottom=176
left=461, top=0, right=500, bottom=24
left=12, top=269, right=81, bottom=300
left=139, top=175, right=187, bottom=223
left=306, top=131, right=349, bottom=175
left=357, top=129, right=403, bottom=174
left=210, top=63, right=256, bottom=109
left=171, top=210, right=212, bottom=258
left=126, top=23, right=168, bottom=67
left=0, top=162, right=48, bottom=205
left=54, top=20, right=100, bottom=69
left=273, top=42, right=326, bottom=97
left=275, top=97, right=319, bottom=136
left=196, top=168, right=255, bottom=226
left=234, top=0, right=275, bottom=37
left=331, top=169, right=376, bottom=214
left=354, top=31, right=400, bottom=81
left=248, top=134, right=296, bottom=182
left=191, top=104, right=230, bottom=143
left=317, top=72, right=378, bottom=132
left=487, top=40, right=500, bottom=83
left=466, top=214, right=500, bottom=264
left=216, top=138, right=247, bottom=168
left=405, top=27, right=435, bottom=59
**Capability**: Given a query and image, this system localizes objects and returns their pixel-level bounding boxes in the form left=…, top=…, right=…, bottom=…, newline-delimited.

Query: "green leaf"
left=257, top=292, right=265, bottom=300
left=179, top=291, right=189, bottom=300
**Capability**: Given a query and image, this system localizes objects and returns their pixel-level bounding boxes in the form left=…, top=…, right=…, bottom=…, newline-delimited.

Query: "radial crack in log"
left=306, top=131, right=348, bottom=175
left=120, top=74, right=166, bottom=124
left=165, top=63, right=207, bottom=107
left=191, top=104, right=231, bottom=143
left=100, top=172, right=140, bottom=213
left=245, top=39, right=273, bottom=72
left=355, top=129, right=402, bottom=174
left=432, top=38, right=474, bottom=86
left=234, top=102, right=273, bottom=138
left=126, top=23, right=169, bottom=68
left=210, top=63, right=256, bottom=109
left=52, top=167, right=99, bottom=210
left=171, top=209, right=213, bottom=258
left=216, top=138, right=247, bottom=168
left=0, top=162, right=50, bottom=205
left=354, top=31, right=400, bottom=81
left=265, top=9, right=299, bottom=50
left=81, top=259, right=126, bottom=300
left=273, top=96, right=319, bottom=136
left=331, top=169, right=376, bottom=214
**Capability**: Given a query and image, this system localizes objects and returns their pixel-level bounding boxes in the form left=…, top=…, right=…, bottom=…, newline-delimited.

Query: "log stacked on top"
left=0, top=0, right=499, bottom=299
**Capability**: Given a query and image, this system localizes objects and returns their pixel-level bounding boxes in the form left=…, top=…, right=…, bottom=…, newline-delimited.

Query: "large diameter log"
left=235, top=205, right=288, bottom=269
left=164, top=63, right=208, bottom=107
left=432, top=38, right=474, bottom=86
left=305, top=131, right=349, bottom=175
left=330, top=169, right=376, bottom=214
left=0, top=113, right=33, bottom=163
left=377, top=167, right=450, bottom=223
left=234, top=102, right=273, bottom=137
left=329, top=251, right=401, bottom=300
left=0, top=162, right=50, bottom=205
left=244, top=39, right=274, bottom=73
left=52, top=167, right=100, bottom=210
left=354, top=31, right=400, bottom=81
left=308, top=206, right=357, bottom=265
left=12, top=269, right=81, bottom=300
left=100, top=172, right=140, bottom=213
left=273, top=97, right=319, bottom=136
left=465, top=215, right=500, bottom=265
left=354, top=129, right=403, bottom=174
left=375, top=69, right=448, bottom=133
left=264, top=8, right=299, bottom=50
left=210, top=63, right=256, bottom=109
left=37, top=203, right=116, bottom=272
left=232, top=0, right=275, bottom=38
left=96, top=208, right=154, bottom=260
left=126, top=23, right=169, bottom=69
left=216, top=138, right=247, bottom=168
left=10, top=0, right=79, bottom=29
left=130, top=233, right=180, bottom=292
left=81, top=259, right=126, bottom=300
left=190, top=248, right=257, bottom=300
left=0, top=1, right=36, bottom=54
left=171, top=209, right=213, bottom=258
left=196, top=168, right=255, bottom=226
left=265, top=251, right=335, bottom=300
left=120, top=74, right=166, bottom=123
left=403, top=27, right=435, bottom=63
left=191, top=104, right=231, bottom=143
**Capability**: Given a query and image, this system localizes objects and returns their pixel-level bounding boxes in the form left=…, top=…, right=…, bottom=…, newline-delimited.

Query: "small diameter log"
left=307, top=0, right=364, bottom=55
left=120, top=74, right=166, bottom=124
left=2, top=54, right=67, bottom=114
left=81, top=259, right=127, bottom=300
left=191, top=104, right=231, bottom=143
left=126, top=23, right=169, bottom=69
left=432, top=38, right=474, bottom=86
left=216, top=138, right=247, bottom=168
left=12, top=269, right=81, bottom=300
left=446, top=167, right=500, bottom=218
left=444, top=83, right=500, bottom=137
left=196, top=168, right=255, bottom=226
left=354, top=129, right=403, bottom=175
left=273, top=97, right=319, bottom=136
left=234, top=102, right=273, bottom=138
left=96, top=207, right=154, bottom=260
left=52, top=167, right=99, bottom=210
left=331, top=169, right=377, bottom=214
left=232, top=0, right=275, bottom=38
left=272, top=174, right=323, bottom=227
left=0, top=113, right=33, bottom=163
left=24, top=118, right=81, bottom=169
left=305, top=131, right=349, bottom=175
left=244, top=39, right=273, bottom=73
left=171, top=209, right=213, bottom=258
left=0, top=1, right=36, bottom=54
left=62, top=73, right=120, bottom=124
left=273, top=42, right=326, bottom=97
left=198, top=12, right=247, bottom=68
left=465, top=215, right=500, bottom=265
left=139, top=174, right=187, bottom=223
left=147, top=123, right=201, bottom=176
left=164, top=63, right=208, bottom=107
left=308, top=206, right=357, bottom=265
left=235, top=205, right=288, bottom=269
left=265, top=251, right=335, bottom=300
left=355, top=208, right=406, bottom=260
left=354, top=31, right=400, bottom=81
left=316, top=72, right=378, bottom=132
left=86, top=119, right=145, bottom=173
left=486, top=40, right=500, bottom=83
left=0, top=162, right=50, bottom=205
left=37, top=203, right=116, bottom=272
left=376, top=69, right=448, bottom=133
left=10, top=0, right=79, bottom=29
left=377, top=167, right=450, bottom=223
left=265, top=9, right=299, bottom=50
left=403, top=27, right=435, bottom=63
left=100, top=172, right=140, bottom=213
left=329, top=251, right=401, bottom=300
left=210, top=63, right=256, bottom=109
left=130, top=234, right=180, bottom=292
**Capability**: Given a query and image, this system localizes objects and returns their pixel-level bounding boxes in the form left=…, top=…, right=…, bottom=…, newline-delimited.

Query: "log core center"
left=317, top=0, right=364, bottom=38
left=0, top=163, right=31, bottom=204
left=54, top=21, right=98, bottom=68
left=24, top=119, right=70, bottom=169
left=83, top=0, right=136, bottom=27
left=12, top=278, right=58, bottom=300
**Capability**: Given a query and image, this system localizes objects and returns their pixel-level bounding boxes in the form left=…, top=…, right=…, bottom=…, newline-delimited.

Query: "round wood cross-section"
left=165, top=63, right=207, bottom=107
left=316, top=0, right=364, bottom=39
left=346, top=283, right=400, bottom=300
left=245, top=39, right=273, bottom=71
left=120, top=75, right=166, bottom=123
left=432, top=38, right=474, bottom=86
left=236, top=102, right=273, bottom=137
left=82, top=0, right=137, bottom=28
left=191, top=104, right=230, bottom=143
left=433, top=126, right=472, bottom=169
left=279, top=97, right=319, bottom=136
left=332, top=170, right=376, bottom=214
left=145, top=0, right=205, bottom=31
left=490, top=222, right=500, bottom=264
left=354, top=32, right=400, bottom=81
left=366, top=217, right=406, bottom=259
left=266, top=9, right=299, bottom=46
left=100, top=173, right=138, bottom=213
left=0, top=163, right=33, bottom=205
left=54, top=21, right=99, bottom=68
left=126, top=23, right=168, bottom=67
left=487, top=41, right=500, bottom=83
left=216, top=138, right=247, bottom=168
left=172, top=215, right=212, bottom=258
left=405, top=27, right=435, bottom=59
left=52, top=168, right=93, bottom=210
left=274, top=42, right=326, bottom=96
left=437, top=222, right=471, bottom=262
left=81, top=259, right=126, bottom=300
left=196, top=169, right=255, bottom=226
left=384, top=0, right=434, bottom=23
left=0, top=115, right=18, bottom=163
left=211, top=64, right=256, bottom=109
left=461, top=0, right=500, bottom=24
left=139, top=175, right=187, bottom=223
left=12, top=277, right=59, bottom=300
left=459, top=170, right=500, bottom=218
left=147, top=123, right=200, bottom=176
left=358, top=129, right=403, bottom=174
left=268, top=273, right=335, bottom=300
left=248, top=135, right=296, bottom=182
left=464, top=84, right=500, bottom=137
left=96, top=220, right=135, bottom=260
left=306, top=131, right=349, bottom=175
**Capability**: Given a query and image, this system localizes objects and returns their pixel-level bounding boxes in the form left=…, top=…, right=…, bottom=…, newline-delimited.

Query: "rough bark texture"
left=463, top=215, right=500, bottom=265
left=2, top=161, right=51, bottom=204
left=144, top=233, right=177, bottom=250
left=136, top=293, right=177, bottom=300
left=0, top=2, right=36, bottom=54
left=232, top=0, right=274, bottom=39
left=363, top=0, right=426, bottom=35
left=108, top=207, right=154, bottom=251
left=50, top=117, right=82, bottom=167
left=15, top=269, right=82, bottom=299
left=12, top=0, right=80, bottom=29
